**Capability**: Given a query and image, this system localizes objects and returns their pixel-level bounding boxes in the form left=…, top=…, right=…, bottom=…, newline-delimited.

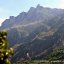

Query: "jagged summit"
left=37, top=4, right=40, bottom=7
left=1, top=4, right=63, bottom=29
left=36, top=4, right=43, bottom=8
left=1, top=4, right=64, bottom=62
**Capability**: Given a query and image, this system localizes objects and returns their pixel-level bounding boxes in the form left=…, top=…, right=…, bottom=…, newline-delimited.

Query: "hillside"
left=1, top=4, right=64, bottom=62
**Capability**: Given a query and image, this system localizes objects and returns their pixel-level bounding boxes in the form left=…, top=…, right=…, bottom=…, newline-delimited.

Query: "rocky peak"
left=36, top=4, right=43, bottom=9
left=9, top=16, right=15, bottom=19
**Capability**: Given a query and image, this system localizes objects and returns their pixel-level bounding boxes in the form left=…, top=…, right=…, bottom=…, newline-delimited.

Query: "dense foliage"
left=0, top=31, right=14, bottom=64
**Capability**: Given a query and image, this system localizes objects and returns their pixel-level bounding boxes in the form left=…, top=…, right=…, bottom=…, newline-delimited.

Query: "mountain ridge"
left=1, top=4, right=64, bottom=29
left=1, top=4, right=64, bottom=62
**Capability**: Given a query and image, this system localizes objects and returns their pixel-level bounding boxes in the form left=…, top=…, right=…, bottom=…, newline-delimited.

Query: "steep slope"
left=12, top=21, right=64, bottom=62
left=1, top=4, right=64, bottom=62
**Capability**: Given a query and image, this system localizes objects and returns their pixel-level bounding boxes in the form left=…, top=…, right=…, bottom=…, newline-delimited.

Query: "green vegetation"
left=0, top=31, right=14, bottom=64
left=13, top=60, right=63, bottom=64
left=13, top=46, right=64, bottom=64
left=48, top=46, right=64, bottom=60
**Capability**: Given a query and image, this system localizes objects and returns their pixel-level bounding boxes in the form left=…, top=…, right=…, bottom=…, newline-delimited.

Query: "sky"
left=0, top=0, right=64, bottom=26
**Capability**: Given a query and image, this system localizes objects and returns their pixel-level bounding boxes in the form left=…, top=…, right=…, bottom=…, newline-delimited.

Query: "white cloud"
left=0, top=8, right=9, bottom=26
left=58, top=0, right=64, bottom=9
left=0, top=18, right=6, bottom=26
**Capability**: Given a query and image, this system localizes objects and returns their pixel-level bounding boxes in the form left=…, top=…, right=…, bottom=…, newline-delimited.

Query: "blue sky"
left=0, top=0, right=64, bottom=25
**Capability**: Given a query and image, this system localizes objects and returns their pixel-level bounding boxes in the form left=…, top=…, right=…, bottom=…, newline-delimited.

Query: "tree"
left=0, top=31, right=14, bottom=64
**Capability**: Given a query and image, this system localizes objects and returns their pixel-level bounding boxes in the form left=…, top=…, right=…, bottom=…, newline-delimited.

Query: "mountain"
left=1, top=4, right=64, bottom=29
left=1, top=4, right=64, bottom=62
